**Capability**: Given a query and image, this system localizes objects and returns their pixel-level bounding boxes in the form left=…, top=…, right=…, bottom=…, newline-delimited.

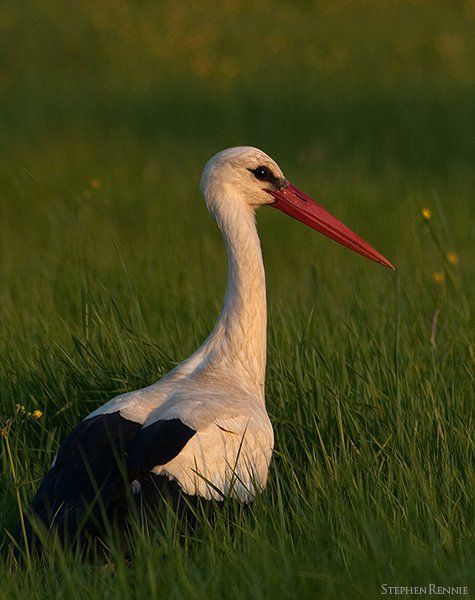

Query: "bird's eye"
left=250, top=166, right=273, bottom=182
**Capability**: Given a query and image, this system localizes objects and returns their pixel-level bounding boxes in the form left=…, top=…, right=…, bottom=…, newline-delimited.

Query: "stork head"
left=201, top=146, right=394, bottom=269
left=201, top=146, right=285, bottom=210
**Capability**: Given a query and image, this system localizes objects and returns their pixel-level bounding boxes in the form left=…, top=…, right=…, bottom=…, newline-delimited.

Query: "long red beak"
left=269, top=183, right=394, bottom=269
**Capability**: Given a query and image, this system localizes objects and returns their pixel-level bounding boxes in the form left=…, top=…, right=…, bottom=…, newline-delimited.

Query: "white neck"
left=175, top=190, right=267, bottom=398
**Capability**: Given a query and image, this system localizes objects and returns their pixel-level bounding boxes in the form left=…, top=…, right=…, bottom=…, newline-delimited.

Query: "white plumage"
left=82, top=147, right=278, bottom=502
left=21, top=146, right=393, bottom=547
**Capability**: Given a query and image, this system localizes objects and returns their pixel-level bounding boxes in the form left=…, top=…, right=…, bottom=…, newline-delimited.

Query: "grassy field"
left=1, top=1, right=474, bottom=598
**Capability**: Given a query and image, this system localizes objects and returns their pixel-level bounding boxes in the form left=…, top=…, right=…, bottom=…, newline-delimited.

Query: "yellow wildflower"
left=421, top=208, right=432, bottom=220
left=89, top=178, right=102, bottom=189
left=221, top=56, right=239, bottom=78
left=447, top=251, right=459, bottom=265
left=32, top=409, right=43, bottom=420
left=432, top=271, right=445, bottom=284
left=192, top=56, right=213, bottom=78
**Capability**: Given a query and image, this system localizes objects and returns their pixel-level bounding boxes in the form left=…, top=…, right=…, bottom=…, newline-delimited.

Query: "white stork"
left=20, top=147, right=393, bottom=547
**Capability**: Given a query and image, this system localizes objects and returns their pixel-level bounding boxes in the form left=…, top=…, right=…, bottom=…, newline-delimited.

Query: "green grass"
left=1, top=1, right=474, bottom=598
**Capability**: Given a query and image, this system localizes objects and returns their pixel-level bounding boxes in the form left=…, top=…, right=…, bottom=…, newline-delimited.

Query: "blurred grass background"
left=0, top=1, right=474, bottom=598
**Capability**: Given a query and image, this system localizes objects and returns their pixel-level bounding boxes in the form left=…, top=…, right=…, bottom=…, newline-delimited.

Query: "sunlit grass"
left=0, top=1, right=474, bottom=597
left=0, top=131, right=473, bottom=598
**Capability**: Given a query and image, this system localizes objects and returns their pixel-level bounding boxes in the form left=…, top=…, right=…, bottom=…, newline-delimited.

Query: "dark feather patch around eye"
left=249, top=166, right=273, bottom=182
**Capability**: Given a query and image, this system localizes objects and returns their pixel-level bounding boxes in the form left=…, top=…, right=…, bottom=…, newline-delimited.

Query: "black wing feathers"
left=24, top=413, right=141, bottom=544
left=128, top=419, right=196, bottom=473
left=21, top=412, right=196, bottom=549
